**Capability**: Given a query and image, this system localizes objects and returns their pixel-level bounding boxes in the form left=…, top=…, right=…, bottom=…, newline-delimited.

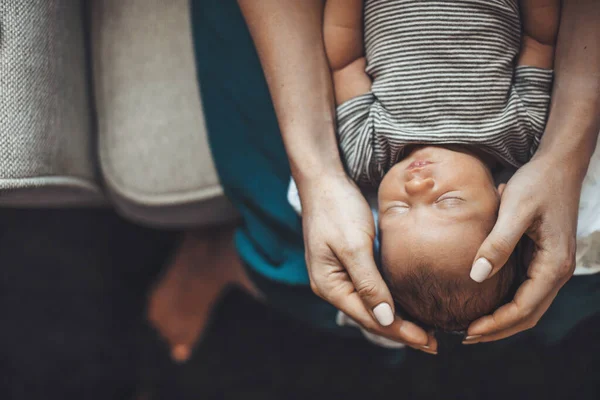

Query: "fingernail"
left=335, top=311, right=346, bottom=326
left=420, top=345, right=437, bottom=354
left=464, top=335, right=482, bottom=341
left=373, top=303, right=394, bottom=326
left=470, top=258, right=492, bottom=283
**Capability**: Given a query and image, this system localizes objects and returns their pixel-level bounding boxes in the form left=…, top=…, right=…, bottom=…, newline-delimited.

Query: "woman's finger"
left=462, top=292, right=554, bottom=344
left=470, top=194, right=532, bottom=283
left=336, top=238, right=399, bottom=328
left=332, top=289, right=430, bottom=346
left=337, top=311, right=414, bottom=350
left=462, top=321, right=529, bottom=345
left=466, top=256, right=564, bottom=338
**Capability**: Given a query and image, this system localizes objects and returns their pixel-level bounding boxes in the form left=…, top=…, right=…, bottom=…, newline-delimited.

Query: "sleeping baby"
left=289, top=0, right=559, bottom=334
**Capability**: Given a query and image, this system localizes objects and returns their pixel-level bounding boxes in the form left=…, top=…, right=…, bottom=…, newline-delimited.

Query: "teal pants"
left=190, top=0, right=600, bottom=346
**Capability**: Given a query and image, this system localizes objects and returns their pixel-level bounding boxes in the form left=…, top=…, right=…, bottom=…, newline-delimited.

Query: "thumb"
left=339, top=243, right=396, bottom=327
left=470, top=210, right=531, bottom=283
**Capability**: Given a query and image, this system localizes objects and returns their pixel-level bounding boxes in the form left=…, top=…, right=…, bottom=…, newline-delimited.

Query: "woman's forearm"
left=238, top=0, right=346, bottom=186
left=537, top=0, right=600, bottom=179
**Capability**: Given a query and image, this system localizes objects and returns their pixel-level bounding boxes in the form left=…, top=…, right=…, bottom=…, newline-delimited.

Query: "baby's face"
left=378, top=146, right=500, bottom=279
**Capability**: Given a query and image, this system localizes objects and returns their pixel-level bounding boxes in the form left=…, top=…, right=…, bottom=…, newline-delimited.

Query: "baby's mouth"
left=406, top=160, right=434, bottom=170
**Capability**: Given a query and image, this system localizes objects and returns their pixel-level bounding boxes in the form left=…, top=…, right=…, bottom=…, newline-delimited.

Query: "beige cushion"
left=0, top=0, right=104, bottom=206
left=91, top=0, right=236, bottom=227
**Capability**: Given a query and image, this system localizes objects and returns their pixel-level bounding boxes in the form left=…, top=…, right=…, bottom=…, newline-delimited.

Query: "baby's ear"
left=497, top=183, right=506, bottom=197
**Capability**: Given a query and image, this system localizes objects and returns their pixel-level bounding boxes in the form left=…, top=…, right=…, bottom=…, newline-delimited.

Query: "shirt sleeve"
left=512, top=66, right=554, bottom=157
left=336, top=92, right=383, bottom=186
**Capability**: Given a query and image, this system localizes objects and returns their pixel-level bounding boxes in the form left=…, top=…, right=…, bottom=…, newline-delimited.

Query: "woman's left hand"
left=463, top=151, right=582, bottom=344
left=464, top=0, right=600, bottom=343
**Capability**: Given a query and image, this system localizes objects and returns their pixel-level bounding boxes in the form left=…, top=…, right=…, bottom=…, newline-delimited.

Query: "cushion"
left=90, top=0, right=237, bottom=227
left=0, top=0, right=103, bottom=206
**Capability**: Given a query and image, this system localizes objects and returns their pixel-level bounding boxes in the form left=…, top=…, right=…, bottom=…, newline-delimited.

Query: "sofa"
left=0, top=0, right=237, bottom=228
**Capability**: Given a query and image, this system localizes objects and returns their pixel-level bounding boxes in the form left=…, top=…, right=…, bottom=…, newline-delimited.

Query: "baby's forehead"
left=381, top=220, right=489, bottom=275
left=384, top=216, right=490, bottom=249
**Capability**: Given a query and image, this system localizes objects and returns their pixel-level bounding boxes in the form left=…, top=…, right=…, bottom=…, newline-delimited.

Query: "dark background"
left=0, top=209, right=598, bottom=400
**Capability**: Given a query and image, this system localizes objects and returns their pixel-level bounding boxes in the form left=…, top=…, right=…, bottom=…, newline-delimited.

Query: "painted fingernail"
left=470, top=258, right=492, bottom=283
left=464, top=335, right=482, bottom=341
left=335, top=311, right=346, bottom=326
left=373, top=303, right=394, bottom=326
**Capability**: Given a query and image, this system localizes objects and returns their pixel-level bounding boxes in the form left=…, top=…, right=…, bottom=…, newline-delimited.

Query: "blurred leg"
left=148, top=226, right=258, bottom=362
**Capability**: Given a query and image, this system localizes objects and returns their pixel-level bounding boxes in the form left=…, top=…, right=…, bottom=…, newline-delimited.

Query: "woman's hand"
left=237, top=0, right=437, bottom=351
left=464, top=153, right=582, bottom=344
left=464, top=0, right=600, bottom=345
left=298, top=173, right=436, bottom=353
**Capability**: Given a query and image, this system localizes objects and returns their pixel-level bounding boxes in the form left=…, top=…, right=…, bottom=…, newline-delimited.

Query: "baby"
left=319, top=0, right=559, bottom=333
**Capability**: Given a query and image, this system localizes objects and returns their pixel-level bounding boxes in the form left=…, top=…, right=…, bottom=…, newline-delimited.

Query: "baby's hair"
left=382, top=258, right=517, bottom=332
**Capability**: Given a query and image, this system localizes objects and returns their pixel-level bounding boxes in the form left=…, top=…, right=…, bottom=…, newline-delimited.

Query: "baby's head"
left=378, top=146, right=517, bottom=332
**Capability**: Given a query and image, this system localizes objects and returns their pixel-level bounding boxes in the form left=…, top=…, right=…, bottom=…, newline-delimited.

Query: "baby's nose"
left=405, top=175, right=435, bottom=195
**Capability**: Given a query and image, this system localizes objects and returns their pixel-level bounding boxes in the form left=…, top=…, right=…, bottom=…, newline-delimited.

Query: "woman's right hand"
left=298, top=172, right=437, bottom=353
left=239, top=0, right=436, bottom=352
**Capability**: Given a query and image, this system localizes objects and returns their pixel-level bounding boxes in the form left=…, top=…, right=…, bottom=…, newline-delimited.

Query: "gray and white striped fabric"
left=338, top=0, right=553, bottom=186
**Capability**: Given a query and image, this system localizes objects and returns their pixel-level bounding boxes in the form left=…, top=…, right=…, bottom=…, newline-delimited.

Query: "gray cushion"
left=0, top=0, right=104, bottom=206
left=90, top=0, right=237, bottom=227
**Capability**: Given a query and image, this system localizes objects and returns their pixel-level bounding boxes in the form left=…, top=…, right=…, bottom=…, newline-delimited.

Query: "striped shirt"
left=338, top=0, right=553, bottom=186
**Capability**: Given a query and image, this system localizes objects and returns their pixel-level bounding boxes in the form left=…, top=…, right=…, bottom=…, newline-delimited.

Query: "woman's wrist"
left=284, top=122, right=348, bottom=190
left=292, top=158, right=347, bottom=193
left=534, top=140, right=595, bottom=184
left=535, top=86, right=600, bottom=183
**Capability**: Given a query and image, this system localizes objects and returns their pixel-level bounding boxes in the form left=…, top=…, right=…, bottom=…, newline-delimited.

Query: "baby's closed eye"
left=435, top=197, right=466, bottom=208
